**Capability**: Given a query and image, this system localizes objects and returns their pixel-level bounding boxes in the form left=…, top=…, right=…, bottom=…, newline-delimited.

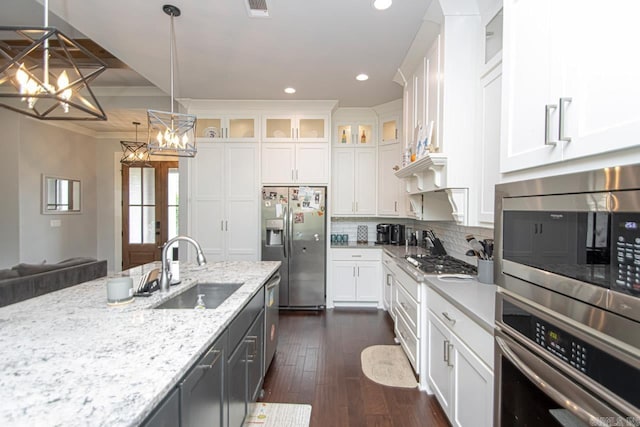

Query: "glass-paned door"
left=122, top=161, right=178, bottom=270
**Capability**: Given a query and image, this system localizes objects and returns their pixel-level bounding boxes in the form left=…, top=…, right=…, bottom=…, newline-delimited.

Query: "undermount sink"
left=154, top=282, right=244, bottom=309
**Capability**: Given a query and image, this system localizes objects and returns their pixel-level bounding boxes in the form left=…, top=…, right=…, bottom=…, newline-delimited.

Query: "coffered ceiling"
left=1, top=0, right=433, bottom=132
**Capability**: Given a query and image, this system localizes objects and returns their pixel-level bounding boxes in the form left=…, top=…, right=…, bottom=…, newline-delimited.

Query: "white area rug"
left=244, top=402, right=312, bottom=427
left=361, top=345, right=418, bottom=388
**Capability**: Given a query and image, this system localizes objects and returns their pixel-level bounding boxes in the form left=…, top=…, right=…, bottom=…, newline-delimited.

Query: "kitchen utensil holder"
left=477, top=260, right=494, bottom=284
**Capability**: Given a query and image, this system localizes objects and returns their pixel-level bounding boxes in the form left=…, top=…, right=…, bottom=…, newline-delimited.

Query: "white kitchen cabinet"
left=377, top=143, right=403, bottom=216
left=197, top=114, right=259, bottom=142
left=427, top=289, right=493, bottom=427
left=450, top=332, right=494, bottom=427
left=501, top=0, right=640, bottom=173
left=261, top=143, right=329, bottom=184
left=331, top=249, right=381, bottom=306
left=189, top=143, right=259, bottom=261
left=334, top=121, right=376, bottom=146
left=381, top=254, right=395, bottom=314
left=477, top=64, right=502, bottom=225
left=262, top=114, right=329, bottom=143
left=331, top=147, right=376, bottom=216
left=427, top=311, right=453, bottom=415
left=379, top=113, right=401, bottom=145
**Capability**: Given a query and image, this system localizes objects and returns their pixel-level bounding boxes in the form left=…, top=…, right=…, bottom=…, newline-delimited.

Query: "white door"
left=427, top=311, right=453, bottom=415
left=500, top=0, right=562, bottom=172
left=450, top=333, right=493, bottom=427
left=332, top=148, right=356, bottom=215
left=354, top=148, right=377, bottom=215
left=558, top=1, right=640, bottom=161
left=261, top=143, right=295, bottom=184
left=378, top=143, right=402, bottom=216
left=355, top=261, right=379, bottom=302
left=331, top=261, right=357, bottom=301
left=225, top=144, right=259, bottom=260
left=191, top=144, right=225, bottom=260
left=295, top=144, right=329, bottom=184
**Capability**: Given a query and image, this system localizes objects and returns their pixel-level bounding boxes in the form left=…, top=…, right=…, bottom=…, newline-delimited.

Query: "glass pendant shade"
left=0, top=27, right=107, bottom=120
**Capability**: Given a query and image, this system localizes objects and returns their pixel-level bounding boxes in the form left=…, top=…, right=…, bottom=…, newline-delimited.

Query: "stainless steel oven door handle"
left=496, top=335, right=629, bottom=426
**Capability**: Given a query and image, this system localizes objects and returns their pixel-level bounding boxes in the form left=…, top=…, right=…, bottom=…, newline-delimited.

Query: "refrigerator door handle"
left=283, top=206, right=288, bottom=258
left=288, top=205, right=293, bottom=256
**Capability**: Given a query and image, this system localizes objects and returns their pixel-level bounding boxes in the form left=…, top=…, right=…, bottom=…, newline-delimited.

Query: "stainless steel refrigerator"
left=261, top=186, right=326, bottom=308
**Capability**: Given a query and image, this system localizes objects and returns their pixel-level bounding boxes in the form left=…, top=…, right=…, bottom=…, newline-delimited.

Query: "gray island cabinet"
left=0, top=261, right=280, bottom=427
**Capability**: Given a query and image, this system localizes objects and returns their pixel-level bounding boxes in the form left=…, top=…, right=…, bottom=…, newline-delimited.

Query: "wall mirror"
left=42, top=175, right=81, bottom=214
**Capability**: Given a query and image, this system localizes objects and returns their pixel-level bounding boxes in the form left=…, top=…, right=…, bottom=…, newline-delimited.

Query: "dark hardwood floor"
left=260, top=308, right=450, bottom=427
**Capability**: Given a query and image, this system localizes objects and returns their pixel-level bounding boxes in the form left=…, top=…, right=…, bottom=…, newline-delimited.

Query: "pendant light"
left=0, top=0, right=107, bottom=120
left=147, top=5, right=197, bottom=158
left=120, top=121, right=151, bottom=166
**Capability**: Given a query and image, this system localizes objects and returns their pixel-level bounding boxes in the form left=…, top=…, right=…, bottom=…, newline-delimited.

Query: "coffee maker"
left=375, top=224, right=391, bottom=244
left=390, top=224, right=405, bottom=245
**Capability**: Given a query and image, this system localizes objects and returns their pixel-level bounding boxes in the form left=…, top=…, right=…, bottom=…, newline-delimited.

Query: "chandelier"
left=120, top=121, right=151, bottom=166
left=0, top=0, right=107, bottom=120
left=147, top=5, right=197, bottom=158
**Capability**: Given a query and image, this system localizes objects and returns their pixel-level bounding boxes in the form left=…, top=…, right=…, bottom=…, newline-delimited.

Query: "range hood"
left=394, top=154, right=469, bottom=225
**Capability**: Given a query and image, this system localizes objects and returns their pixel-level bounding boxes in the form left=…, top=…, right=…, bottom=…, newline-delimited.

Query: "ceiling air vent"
left=245, top=0, right=270, bottom=18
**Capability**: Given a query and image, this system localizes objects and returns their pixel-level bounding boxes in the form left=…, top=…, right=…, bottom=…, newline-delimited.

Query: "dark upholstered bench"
left=0, top=258, right=108, bottom=308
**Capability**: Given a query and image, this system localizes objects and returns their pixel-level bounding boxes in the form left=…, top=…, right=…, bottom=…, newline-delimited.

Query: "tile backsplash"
left=331, top=218, right=494, bottom=266
left=416, top=221, right=494, bottom=266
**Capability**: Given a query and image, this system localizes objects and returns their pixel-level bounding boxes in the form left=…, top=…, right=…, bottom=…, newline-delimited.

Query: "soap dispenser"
left=194, top=294, right=206, bottom=310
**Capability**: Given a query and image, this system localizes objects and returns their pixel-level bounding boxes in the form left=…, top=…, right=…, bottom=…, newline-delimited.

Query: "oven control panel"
left=613, top=215, right=640, bottom=293
left=502, top=299, right=640, bottom=409
left=534, top=321, right=587, bottom=373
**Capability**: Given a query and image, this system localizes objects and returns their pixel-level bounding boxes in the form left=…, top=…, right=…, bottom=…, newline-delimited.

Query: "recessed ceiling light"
left=373, top=0, right=392, bottom=11
left=284, top=87, right=296, bottom=94
left=356, top=74, right=369, bottom=81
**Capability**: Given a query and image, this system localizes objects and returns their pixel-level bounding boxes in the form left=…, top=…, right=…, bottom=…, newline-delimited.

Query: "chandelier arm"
left=0, top=31, right=51, bottom=75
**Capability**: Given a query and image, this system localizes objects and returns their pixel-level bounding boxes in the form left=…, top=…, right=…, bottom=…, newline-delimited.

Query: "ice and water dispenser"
left=265, top=219, right=284, bottom=246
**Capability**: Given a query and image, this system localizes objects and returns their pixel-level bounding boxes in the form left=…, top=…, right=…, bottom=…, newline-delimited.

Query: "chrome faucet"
left=159, top=235, right=207, bottom=292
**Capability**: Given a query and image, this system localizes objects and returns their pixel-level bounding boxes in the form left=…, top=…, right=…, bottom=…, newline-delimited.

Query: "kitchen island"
left=0, top=260, right=280, bottom=427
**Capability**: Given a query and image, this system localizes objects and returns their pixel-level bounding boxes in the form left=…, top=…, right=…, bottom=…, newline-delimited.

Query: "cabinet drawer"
left=428, top=289, right=493, bottom=367
left=332, top=248, right=381, bottom=261
left=229, top=287, right=265, bottom=352
left=395, top=313, right=419, bottom=374
left=395, top=283, right=419, bottom=337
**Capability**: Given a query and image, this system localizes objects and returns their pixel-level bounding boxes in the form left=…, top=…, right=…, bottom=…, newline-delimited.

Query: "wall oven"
left=494, top=165, right=640, bottom=426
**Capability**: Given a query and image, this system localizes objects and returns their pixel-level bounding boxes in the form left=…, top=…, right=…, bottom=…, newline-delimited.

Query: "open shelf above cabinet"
left=394, top=153, right=447, bottom=193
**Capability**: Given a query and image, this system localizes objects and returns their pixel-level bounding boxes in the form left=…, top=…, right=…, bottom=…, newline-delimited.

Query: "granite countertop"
left=0, top=261, right=280, bottom=427
left=331, top=242, right=430, bottom=257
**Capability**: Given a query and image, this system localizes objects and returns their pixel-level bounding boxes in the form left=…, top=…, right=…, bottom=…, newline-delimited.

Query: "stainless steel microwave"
left=495, top=165, right=640, bottom=324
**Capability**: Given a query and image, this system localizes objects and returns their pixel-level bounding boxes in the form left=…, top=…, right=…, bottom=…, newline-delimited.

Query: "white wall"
left=96, top=139, right=123, bottom=273
left=0, top=111, right=21, bottom=268
left=19, top=119, right=98, bottom=264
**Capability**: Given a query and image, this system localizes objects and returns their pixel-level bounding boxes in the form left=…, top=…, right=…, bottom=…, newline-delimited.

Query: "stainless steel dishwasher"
left=264, top=271, right=280, bottom=373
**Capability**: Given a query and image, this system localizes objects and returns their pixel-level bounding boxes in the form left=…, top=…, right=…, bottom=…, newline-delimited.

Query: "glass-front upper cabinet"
left=334, top=122, right=375, bottom=146
left=379, top=114, right=401, bottom=145
left=262, top=114, right=329, bottom=142
left=197, top=114, right=259, bottom=142
left=485, top=9, right=503, bottom=65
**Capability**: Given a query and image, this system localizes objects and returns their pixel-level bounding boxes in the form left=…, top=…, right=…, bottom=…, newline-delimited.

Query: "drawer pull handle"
left=352, top=255, right=362, bottom=257
left=443, top=340, right=448, bottom=362
left=442, top=312, right=456, bottom=325
left=197, top=349, right=222, bottom=370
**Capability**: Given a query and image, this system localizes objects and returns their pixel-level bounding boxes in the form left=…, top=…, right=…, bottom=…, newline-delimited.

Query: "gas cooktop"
left=405, top=254, right=477, bottom=275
